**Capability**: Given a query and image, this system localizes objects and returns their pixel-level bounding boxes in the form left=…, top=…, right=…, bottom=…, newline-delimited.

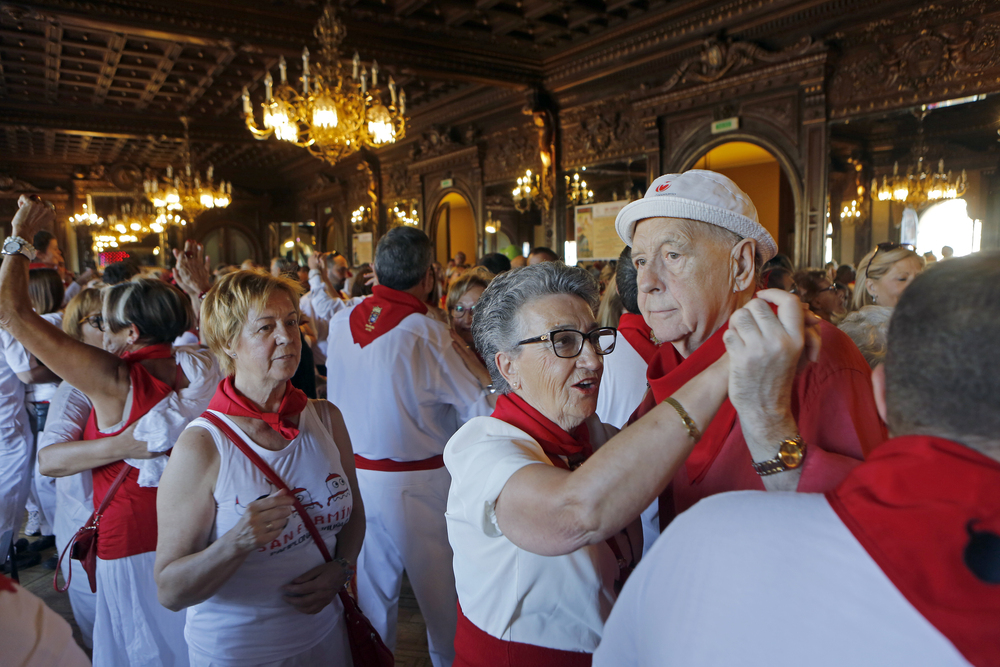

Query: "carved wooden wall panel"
left=828, top=1, right=1000, bottom=119
left=482, top=123, right=537, bottom=186
left=561, top=95, right=644, bottom=168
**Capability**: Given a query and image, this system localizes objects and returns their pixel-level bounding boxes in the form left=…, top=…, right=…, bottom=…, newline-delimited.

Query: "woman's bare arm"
left=155, top=426, right=295, bottom=611
left=0, top=197, right=130, bottom=419
left=494, top=358, right=729, bottom=557
left=38, top=422, right=159, bottom=477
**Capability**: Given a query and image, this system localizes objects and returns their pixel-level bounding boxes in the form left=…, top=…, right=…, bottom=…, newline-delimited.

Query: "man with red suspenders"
left=325, top=227, right=494, bottom=667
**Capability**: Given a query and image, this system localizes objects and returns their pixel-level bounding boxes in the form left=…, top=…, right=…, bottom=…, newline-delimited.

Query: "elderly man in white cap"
left=617, top=170, right=885, bottom=530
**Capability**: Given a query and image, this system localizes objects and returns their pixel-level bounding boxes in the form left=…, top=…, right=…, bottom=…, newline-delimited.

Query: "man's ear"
left=496, top=350, right=519, bottom=391
left=127, top=323, right=142, bottom=345
left=871, top=362, right=887, bottom=424
left=732, top=238, right=757, bottom=292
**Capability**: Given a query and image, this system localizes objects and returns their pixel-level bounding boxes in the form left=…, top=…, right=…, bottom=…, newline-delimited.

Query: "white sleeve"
left=445, top=420, right=549, bottom=537
left=426, top=334, right=494, bottom=424
left=127, top=348, right=223, bottom=487
left=308, top=269, right=323, bottom=292
left=2, top=331, right=31, bottom=375
left=37, top=383, right=91, bottom=451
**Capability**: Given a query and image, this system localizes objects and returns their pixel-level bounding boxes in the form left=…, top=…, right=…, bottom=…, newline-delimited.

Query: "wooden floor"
left=13, top=526, right=433, bottom=666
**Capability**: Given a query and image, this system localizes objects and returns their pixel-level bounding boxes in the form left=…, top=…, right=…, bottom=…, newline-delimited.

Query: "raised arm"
left=0, top=196, right=130, bottom=419
left=154, top=426, right=295, bottom=611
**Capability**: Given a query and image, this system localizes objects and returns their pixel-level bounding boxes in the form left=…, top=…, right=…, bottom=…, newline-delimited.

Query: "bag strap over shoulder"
left=200, top=411, right=333, bottom=562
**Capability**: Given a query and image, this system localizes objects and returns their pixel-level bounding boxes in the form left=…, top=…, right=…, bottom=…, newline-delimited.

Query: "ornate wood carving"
left=482, top=124, right=537, bottom=185
left=658, top=37, right=825, bottom=94
left=829, top=2, right=1000, bottom=118
left=561, top=96, right=644, bottom=168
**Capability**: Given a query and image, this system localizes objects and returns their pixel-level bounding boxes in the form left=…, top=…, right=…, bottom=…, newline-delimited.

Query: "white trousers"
left=93, top=552, right=190, bottom=667
left=355, top=467, right=457, bottom=667
left=0, top=420, right=33, bottom=555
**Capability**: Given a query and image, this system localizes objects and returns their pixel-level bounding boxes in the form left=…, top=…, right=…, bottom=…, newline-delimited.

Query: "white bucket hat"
left=614, top=169, right=778, bottom=262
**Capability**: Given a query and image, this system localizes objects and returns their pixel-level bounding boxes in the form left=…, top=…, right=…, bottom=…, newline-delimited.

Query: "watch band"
left=752, top=435, right=806, bottom=476
left=2, top=236, right=37, bottom=261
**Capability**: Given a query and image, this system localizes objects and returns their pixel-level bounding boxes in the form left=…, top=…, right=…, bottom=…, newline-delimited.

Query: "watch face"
left=3, top=239, right=21, bottom=254
left=778, top=440, right=804, bottom=468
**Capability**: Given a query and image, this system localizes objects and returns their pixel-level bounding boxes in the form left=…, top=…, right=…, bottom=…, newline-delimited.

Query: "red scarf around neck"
left=826, top=435, right=1000, bottom=667
left=617, top=313, right=659, bottom=364
left=491, top=393, right=592, bottom=469
left=120, top=342, right=173, bottom=362
left=206, top=376, right=308, bottom=440
left=646, top=323, right=737, bottom=484
left=349, top=285, right=428, bottom=348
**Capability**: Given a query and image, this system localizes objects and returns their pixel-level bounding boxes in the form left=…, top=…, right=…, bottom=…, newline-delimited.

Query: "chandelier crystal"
left=242, top=3, right=406, bottom=165
left=143, top=117, right=231, bottom=216
left=71, top=197, right=188, bottom=254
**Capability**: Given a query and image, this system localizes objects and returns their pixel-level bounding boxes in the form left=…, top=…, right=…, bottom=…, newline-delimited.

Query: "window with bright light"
left=917, top=199, right=981, bottom=258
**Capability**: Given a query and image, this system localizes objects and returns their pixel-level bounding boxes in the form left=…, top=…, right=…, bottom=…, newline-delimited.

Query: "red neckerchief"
left=120, top=342, right=173, bottom=362
left=206, top=376, right=308, bottom=440
left=349, top=285, right=428, bottom=348
left=491, top=393, right=592, bottom=468
left=827, top=435, right=1000, bottom=667
left=616, top=312, right=659, bottom=364
left=646, top=323, right=737, bottom=484
left=0, top=573, right=15, bottom=593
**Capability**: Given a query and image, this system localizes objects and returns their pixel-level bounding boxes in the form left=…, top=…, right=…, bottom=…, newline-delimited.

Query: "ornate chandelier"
left=143, top=117, right=231, bottom=216
left=391, top=200, right=420, bottom=226
left=565, top=172, right=593, bottom=206
left=71, top=196, right=188, bottom=254
left=513, top=168, right=540, bottom=213
left=241, top=2, right=406, bottom=166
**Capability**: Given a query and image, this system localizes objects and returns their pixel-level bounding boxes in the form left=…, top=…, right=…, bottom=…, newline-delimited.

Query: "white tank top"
left=184, top=401, right=355, bottom=662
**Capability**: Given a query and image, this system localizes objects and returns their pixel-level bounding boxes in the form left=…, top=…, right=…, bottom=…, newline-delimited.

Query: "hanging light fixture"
left=242, top=2, right=406, bottom=166
left=391, top=200, right=420, bottom=227
left=144, top=117, right=232, bottom=216
left=870, top=109, right=967, bottom=208
left=513, top=168, right=540, bottom=213
left=565, top=172, right=593, bottom=206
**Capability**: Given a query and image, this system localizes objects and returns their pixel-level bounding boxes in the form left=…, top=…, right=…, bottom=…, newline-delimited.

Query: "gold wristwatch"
left=751, top=436, right=806, bottom=476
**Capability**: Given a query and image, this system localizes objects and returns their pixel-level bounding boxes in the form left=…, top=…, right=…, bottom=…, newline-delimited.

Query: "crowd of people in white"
left=0, top=169, right=997, bottom=667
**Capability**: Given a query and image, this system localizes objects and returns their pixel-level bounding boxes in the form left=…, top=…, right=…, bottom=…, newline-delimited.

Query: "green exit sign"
left=711, top=117, right=740, bottom=134
left=440, top=178, right=454, bottom=189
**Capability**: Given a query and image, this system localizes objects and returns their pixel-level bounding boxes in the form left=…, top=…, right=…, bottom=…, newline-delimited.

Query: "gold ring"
left=265, top=522, right=273, bottom=531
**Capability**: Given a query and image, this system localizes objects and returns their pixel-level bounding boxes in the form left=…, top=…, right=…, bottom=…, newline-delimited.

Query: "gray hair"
left=472, top=262, right=600, bottom=394
left=838, top=305, right=893, bottom=369
left=374, top=226, right=433, bottom=291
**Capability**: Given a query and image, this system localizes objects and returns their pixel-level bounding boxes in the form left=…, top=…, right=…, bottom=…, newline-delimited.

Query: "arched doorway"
left=691, top=141, right=796, bottom=258
left=200, top=225, right=257, bottom=266
left=431, top=191, right=477, bottom=265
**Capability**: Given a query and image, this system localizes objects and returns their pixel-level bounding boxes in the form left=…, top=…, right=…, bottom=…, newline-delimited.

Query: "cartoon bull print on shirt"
left=326, top=473, right=351, bottom=506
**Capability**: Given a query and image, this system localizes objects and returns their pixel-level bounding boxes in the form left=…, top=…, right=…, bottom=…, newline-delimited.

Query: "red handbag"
left=54, top=464, right=130, bottom=594
left=202, top=411, right=394, bottom=667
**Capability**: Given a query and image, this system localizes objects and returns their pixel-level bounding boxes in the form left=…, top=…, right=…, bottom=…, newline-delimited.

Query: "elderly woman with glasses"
left=444, top=261, right=815, bottom=666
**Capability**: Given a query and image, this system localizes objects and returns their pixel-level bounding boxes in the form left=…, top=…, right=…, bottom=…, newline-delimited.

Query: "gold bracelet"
left=664, top=397, right=701, bottom=442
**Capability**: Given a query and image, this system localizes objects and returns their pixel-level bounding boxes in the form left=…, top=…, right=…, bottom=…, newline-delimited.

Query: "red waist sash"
left=354, top=454, right=444, bottom=472
left=454, top=603, right=592, bottom=667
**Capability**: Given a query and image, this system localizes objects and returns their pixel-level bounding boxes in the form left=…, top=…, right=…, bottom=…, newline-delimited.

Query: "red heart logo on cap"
left=655, top=182, right=671, bottom=193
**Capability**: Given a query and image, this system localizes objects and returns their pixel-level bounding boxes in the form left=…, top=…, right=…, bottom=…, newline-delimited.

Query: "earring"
left=872, top=295, right=877, bottom=304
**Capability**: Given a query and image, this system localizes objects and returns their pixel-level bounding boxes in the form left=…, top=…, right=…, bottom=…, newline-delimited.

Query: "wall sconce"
left=485, top=212, right=497, bottom=234
left=391, top=199, right=420, bottom=227
left=566, top=172, right=593, bottom=206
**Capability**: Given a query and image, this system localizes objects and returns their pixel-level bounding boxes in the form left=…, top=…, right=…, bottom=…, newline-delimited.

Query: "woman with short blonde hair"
left=156, top=268, right=365, bottom=667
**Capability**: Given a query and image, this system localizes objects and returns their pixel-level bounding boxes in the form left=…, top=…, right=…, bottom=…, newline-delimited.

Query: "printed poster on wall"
left=352, top=232, right=373, bottom=266
left=574, top=201, right=629, bottom=261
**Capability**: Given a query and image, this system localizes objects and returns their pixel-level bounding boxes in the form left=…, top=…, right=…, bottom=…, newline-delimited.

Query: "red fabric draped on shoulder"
left=349, top=285, right=428, bottom=348
left=490, top=393, right=592, bottom=468
left=206, top=377, right=308, bottom=440
left=616, top=313, right=659, bottom=364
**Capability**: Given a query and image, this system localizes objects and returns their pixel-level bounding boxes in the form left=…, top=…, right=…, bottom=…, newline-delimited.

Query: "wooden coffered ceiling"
left=0, top=0, right=924, bottom=189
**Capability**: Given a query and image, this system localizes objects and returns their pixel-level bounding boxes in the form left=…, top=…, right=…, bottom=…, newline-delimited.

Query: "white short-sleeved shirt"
left=593, top=491, right=971, bottom=667
left=445, top=415, right=636, bottom=653
left=21, top=312, right=63, bottom=404
left=326, top=310, right=493, bottom=461
left=595, top=333, right=648, bottom=429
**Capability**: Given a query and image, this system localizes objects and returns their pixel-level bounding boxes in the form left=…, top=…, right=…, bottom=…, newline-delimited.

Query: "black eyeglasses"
left=451, top=304, right=477, bottom=317
left=871, top=242, right=915, bottom=265
left=516, top=327, right=617, bottom=359
left=79, top=313, right=104, bottom=332
left=821, top=282, right=848, bottom=294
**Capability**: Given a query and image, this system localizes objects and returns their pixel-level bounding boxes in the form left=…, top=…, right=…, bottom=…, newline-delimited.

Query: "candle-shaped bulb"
left=399, top=89, right=406, bottom=114
left=371, top=60, right=379, bottom=87
left=352, top=52, right=360, bottom=80
left=166, top=165, right=173, bottom=179
left=278, top=56, right=287, bottom=84
left=360, top=69, right=368, bottom=95
left=185, top=163, right=192, bottom=178
left=194, top=175, right=201, bottom=189
left=388, top=76, right=397, bottom=105
left=264, top=71, right=273, bottom=101
left=302, top=47, right=310, bottom=75
left=241, top=86, right=251, bottom=114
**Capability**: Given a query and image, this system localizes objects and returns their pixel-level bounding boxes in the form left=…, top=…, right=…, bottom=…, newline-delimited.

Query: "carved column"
left=800, top=78, right=827, bottom=268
